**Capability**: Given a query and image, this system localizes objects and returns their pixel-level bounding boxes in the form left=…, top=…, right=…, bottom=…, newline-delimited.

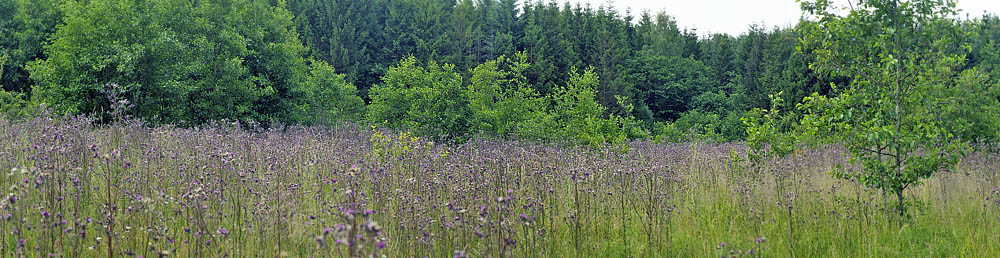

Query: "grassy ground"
left=0, top=116, right=998, bottom=257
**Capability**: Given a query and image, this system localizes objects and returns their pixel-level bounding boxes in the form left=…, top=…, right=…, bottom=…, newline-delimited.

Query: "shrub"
left=296, top=60, right=365, bottom=125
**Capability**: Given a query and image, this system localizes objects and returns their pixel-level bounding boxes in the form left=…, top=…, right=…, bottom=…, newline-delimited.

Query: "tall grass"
left=0, top=115, right=998, bottom=257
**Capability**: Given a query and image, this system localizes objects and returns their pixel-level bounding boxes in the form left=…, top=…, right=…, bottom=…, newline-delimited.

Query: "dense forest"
left=2, top=0, right=998, bottom=144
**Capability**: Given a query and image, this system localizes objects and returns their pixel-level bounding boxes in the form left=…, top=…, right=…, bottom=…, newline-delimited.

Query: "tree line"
left=1, top=0, right=998, bottom=144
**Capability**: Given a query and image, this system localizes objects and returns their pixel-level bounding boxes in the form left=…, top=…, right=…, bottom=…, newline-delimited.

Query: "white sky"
left=562, top=0, right=1000, bottom=36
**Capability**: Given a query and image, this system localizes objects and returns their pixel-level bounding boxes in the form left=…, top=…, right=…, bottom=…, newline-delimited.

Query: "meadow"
left=1, top=115, right=998, bottom=257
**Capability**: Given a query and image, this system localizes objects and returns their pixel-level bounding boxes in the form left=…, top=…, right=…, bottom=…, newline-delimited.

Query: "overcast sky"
left=563, top=0, right=1000, bottom=36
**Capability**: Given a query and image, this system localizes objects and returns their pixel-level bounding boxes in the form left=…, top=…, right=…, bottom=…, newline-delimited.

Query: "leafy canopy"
left=296, top=60, right=365, bottom=125
left=366, top=56, right=472, bottom=141
left=29, top=0, right=310, bottom=125
left=798, top=0, right=971, bottom=215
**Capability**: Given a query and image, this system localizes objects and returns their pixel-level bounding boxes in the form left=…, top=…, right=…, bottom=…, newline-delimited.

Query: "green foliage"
left=287, top=0, right=458, bottom=100
left=967, top=14, right=1000, bottom=83
left=1, top=0, right=63, bottom=93
left=0, top=4, right=13, bottom=83
left=368, top=56, right=645, bottom=146
left=466, top=54, right=546, bottom=137
left=28, top=0, right=308, bottom=125
left=367, top=126, right=424, bottom=163
left=0, top=53, right=31, bottom=119
left=366, top=56, right=472, bottom=141
left=719, top=111, right=749, bottom=142
left=938, top=68, right=1000, bottom=145
left=1, top=0, right=995, bottom=147
left=650, top=109, right=745, bottom=143
left=799, top=0, right=971, bottom=218
left=743, top=92, right=796, bottom=164
left=653, top=112, right=703, bottom=143
left=650, top=121, right=685, bottom=143
left=0, top=88, right=31, bottom=120
left=0, top=53, right=6, bottom=81
left=551, top=68, right=605, bottom=138
left=547, top=67, right=643, bottom=148
left=630, top=51, right=716, bottom=121
left=675, top=111, right=722, bottom=142
left=296, top=60, right=365, bottom=125
left=689, top=91, right=732, bottom=114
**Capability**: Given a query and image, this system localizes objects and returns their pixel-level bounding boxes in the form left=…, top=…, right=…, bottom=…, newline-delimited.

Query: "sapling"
left=799, top=0, right=970, bottom=223
left=742, top=92, right=797, bottom=257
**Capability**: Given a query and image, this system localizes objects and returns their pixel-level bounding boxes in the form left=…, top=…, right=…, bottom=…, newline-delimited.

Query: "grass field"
left=1, top=116, right=998, bottom=257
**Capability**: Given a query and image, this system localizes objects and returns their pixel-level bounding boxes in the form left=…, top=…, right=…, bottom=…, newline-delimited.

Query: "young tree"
left=798, top=0, right=970, bottom=219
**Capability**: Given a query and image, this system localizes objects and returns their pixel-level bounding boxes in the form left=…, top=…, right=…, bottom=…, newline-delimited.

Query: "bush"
left=466, top=54, right=545, bottom=137
left=296, top=60, right=365, bottom=125
left=368, top=57, right=647, bottom=146
left=672, top=110, right=723, bottom=143
left=366, top=56, right=472, bottom=141
left=545, top=68, right=645, bottom=148
left=0, top=89, right=31, bottom=119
